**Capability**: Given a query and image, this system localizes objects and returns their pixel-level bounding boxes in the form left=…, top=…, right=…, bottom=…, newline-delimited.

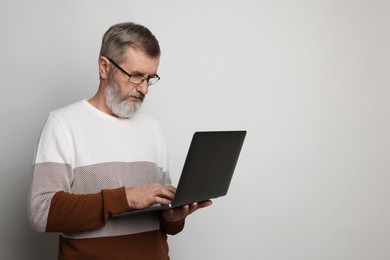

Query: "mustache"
left=125, top=91, right=145, bottom=102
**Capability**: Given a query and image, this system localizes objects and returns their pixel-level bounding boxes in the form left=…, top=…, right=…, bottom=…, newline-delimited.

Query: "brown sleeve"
left=46, top=187, right=129, bottom=233
left=159, top=216, right=185, bottom=235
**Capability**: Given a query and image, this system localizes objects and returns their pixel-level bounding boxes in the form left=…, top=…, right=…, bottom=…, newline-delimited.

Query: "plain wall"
left=1, top=0, right=389, bottom=259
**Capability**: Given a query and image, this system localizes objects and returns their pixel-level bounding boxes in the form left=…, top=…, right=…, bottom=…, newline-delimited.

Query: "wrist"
left=124, top=187, right=135, bottom=210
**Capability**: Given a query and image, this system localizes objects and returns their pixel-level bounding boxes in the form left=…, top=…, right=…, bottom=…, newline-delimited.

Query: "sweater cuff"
left=160, top=217, right=185, bottom=235
left=102, top=187, right=130, bottom=218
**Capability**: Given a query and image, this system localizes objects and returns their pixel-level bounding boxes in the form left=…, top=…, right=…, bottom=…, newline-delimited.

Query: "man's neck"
left=88, top=91, right=117, bottom=118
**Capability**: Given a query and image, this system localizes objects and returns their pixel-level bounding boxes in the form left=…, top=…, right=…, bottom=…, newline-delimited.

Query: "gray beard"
left=104, top=80, right=143, bottom=119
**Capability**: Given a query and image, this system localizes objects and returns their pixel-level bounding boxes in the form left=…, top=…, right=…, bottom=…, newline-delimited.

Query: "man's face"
left=104, top=47, right=160, bottom=118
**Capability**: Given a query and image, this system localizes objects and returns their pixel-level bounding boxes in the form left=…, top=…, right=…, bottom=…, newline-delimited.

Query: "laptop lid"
left=171, top=130, right=246, bottom=207
left=113, top=130, right=246, bottom=217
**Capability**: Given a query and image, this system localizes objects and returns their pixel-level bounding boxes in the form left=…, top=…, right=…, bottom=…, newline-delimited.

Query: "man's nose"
left=136, top=81, right=149, bottom=95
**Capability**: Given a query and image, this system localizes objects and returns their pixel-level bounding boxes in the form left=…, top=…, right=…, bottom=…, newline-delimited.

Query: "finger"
left=153, top=185, right=174, bottom=200
left=155, top=196, right=172, bottom=205
left=160, top=187, right=175, bottom=200
left=175, top=204, right=190, bottom=216
left=187, top=200, right=212, bottom=214
left=165, top=185, right=176, bottom=196
left=197, top=200, right=213, bottom=209
left=187, top=202, right=198, bottom=215
left=181, top=204, right=190, bottom=213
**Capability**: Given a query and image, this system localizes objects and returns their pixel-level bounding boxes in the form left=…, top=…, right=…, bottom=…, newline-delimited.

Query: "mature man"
left=28, top=22, right=211, bottom=259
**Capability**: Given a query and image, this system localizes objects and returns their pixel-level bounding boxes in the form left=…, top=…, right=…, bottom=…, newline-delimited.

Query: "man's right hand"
left=125, top=184, right=176, bottom=210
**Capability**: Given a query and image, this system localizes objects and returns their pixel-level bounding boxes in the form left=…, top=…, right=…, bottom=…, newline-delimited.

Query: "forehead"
left=121, top=46, right=160, bottom=74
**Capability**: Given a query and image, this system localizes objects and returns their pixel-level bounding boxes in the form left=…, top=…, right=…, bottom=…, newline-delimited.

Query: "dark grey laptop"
left=113, top=130, right=246, bottom=217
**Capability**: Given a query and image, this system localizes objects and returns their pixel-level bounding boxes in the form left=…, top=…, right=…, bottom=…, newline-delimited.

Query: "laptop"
left=113, top=130, right=246, bottom=217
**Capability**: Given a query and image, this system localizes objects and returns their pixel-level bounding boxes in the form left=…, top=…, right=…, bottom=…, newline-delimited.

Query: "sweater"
left=28, top=100, right=184, bottom=259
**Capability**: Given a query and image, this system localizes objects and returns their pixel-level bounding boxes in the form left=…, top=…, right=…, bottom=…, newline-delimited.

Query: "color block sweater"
left=28, top=100, right=184, bottom=259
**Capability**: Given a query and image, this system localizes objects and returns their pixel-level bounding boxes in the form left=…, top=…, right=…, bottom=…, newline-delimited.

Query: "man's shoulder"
left=48, top=100, right=86, bottom=121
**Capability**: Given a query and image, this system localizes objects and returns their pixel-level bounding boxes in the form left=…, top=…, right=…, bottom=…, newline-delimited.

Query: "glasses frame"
left=105, top=57, right=160, bottom=86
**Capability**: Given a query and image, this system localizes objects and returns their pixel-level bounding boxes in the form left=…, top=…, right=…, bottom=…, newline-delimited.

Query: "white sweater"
left=28, top=100, right=171, bottom=239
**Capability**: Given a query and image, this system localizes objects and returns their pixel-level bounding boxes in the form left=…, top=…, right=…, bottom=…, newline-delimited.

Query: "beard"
left=104, top=77, right=145, bottom=119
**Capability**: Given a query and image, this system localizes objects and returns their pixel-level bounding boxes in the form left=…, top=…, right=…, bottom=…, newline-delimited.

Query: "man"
left=28, top=22, right=212, bottom=259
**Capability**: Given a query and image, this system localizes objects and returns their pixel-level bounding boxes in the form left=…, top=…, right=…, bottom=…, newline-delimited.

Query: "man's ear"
left=98, top=56, right=110, bottom=80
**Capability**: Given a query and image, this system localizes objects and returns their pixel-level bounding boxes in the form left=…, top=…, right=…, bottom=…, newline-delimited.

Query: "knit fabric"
left=28, top=100, right=183, bottom=259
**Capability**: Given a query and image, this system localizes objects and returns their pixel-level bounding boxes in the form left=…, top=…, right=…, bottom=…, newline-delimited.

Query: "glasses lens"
left=129, top=75, right=145, bottom=85
left=129, top=75, right=160, bottom=85
left=148, top=76, right=160, bottom=86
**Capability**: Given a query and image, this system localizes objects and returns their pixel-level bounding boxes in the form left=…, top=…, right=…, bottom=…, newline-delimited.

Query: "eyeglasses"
left=105, top=57, right=160, bottom=86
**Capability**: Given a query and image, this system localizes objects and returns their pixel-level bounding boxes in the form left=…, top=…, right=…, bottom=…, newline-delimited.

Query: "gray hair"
left=99, top=22, right=160, bottom=63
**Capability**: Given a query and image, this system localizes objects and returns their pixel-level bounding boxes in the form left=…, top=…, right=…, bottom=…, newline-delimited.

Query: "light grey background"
left=1, top=0, right=389, bottom=259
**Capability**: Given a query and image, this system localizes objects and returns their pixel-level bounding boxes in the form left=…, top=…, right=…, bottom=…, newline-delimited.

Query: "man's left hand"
left=162, top=200, right=213, bottom=223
